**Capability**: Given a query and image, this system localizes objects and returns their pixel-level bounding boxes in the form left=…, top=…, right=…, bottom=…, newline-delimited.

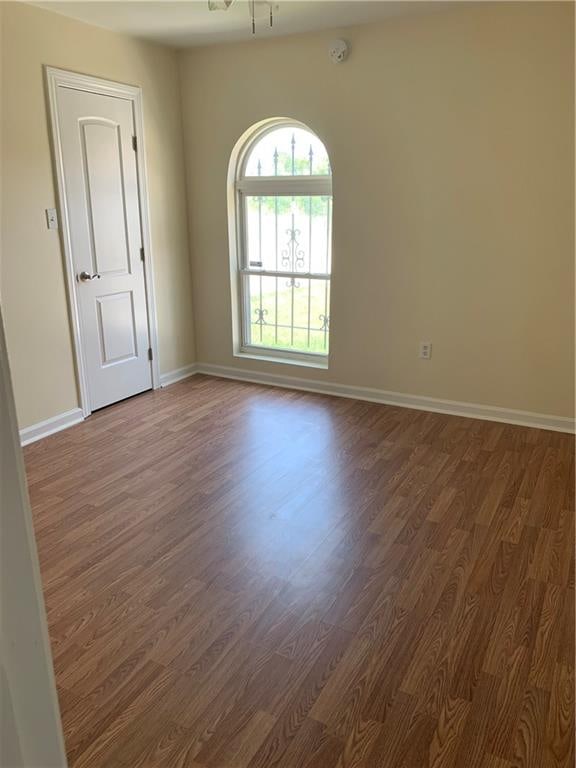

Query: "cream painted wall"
left=179, top=2, right=574, bottom=419
left=0, top=305, right=68, bottom=767
left=0, top=1, right=195, bottom=429
left=1, top=2, right=573, bottom=427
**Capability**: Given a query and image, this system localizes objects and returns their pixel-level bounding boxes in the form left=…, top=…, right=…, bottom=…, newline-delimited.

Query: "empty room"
left=1, top=1, right=574, bottom=767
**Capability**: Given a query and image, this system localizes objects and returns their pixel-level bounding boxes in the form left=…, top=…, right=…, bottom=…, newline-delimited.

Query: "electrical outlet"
left=419, top=342, right=432, bottom=360
left=45, top=208, right=58, bottom=230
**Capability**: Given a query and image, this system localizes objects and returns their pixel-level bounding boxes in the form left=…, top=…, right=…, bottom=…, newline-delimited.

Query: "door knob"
left=79, top=271, right=101, bottom=281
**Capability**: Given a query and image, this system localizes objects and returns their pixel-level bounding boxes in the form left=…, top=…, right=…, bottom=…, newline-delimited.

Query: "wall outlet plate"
left=419, top=341, right=432, bottom=360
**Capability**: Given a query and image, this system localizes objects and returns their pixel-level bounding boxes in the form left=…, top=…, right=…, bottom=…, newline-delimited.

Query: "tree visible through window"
left=233, top=122, right=333, bottom=361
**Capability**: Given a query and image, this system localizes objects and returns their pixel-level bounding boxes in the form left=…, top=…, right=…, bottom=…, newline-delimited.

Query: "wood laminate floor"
left=25, top=375, right=574, bottom=768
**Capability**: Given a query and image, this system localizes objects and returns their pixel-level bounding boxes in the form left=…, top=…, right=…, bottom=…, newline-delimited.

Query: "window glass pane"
left=244, top=127, right=330, bottom=177
left=245, top=195, right=332, bottom=275
left=245, top=275, right=330, bottom=355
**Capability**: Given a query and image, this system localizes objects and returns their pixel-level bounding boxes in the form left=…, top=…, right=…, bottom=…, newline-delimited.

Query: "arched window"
left=230, top=119, right=333, bottom=365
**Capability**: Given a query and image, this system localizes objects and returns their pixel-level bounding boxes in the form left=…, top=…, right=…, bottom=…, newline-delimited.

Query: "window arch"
left=230, top=119, right=333, bottom=365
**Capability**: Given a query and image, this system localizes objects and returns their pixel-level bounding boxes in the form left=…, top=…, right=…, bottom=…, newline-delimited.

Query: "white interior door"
left=56, top=86, right=152, bottom=411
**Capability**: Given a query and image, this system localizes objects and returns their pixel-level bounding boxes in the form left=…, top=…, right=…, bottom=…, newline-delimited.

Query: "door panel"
left=81, top=120, right=131, bottom=277
left=96, top=292, right=137, bottom=365
left=57, top=87, right=152, bottom=411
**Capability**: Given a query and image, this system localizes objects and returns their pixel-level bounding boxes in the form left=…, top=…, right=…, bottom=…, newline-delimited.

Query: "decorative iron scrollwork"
left=281, top=227, right=305, bottom=271
left=254, top=308, right=268, bottom=325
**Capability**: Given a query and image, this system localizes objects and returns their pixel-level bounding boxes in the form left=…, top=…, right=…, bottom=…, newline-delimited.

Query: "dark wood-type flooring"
left=25, top=375, right=575, bottom=767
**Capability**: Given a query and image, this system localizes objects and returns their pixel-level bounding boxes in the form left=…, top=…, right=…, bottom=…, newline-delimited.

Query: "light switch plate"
left=45, top=208, right=58, bottom=230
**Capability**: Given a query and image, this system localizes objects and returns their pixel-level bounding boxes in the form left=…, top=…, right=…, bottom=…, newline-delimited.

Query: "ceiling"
left=31, top=1, right=438, bottom=48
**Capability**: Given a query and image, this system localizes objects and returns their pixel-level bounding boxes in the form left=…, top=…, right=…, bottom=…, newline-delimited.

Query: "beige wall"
left=1, top=2, right=573, bottom=428
left=1, top=305, right=68, bottom=767
left=0, top=2, right=195, bottom=429
left=179, top=2, right=574, bottom=418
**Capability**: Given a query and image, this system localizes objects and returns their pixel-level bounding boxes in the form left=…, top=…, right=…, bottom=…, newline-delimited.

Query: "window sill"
left=235, top=348, right=329, bottom=370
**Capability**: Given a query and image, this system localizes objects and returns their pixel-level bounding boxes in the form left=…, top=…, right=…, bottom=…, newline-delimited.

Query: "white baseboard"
left=19, top=365, right=574, bottom=446
left=20, top=408, right=84, bottom=446
left=194, top=363, right=575, bottom=434
left=160, top=363, right=199, bottom=388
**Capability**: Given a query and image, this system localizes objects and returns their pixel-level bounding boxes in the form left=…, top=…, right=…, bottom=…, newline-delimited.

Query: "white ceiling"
left=32, top=1, right=438, bottom=48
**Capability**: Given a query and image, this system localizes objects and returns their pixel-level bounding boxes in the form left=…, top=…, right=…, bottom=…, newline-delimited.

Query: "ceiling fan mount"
left=208, top=1, right=279, bottom=34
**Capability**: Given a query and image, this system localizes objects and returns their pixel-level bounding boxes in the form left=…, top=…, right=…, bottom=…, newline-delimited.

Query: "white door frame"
left=45, top=66, right=161, bottom=418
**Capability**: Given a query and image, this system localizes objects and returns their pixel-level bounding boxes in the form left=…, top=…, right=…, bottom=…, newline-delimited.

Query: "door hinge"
left=132, top=135, right=137, bottom=152
left=148, top=347, right=153, bottom=361
left=140, top=246, right=145, bottom=262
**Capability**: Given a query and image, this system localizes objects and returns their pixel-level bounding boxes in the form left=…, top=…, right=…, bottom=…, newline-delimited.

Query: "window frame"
left=230, top=119, right=333, bottom=368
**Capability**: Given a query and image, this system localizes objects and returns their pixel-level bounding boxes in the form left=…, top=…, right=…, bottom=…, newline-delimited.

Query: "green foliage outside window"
left=247, top=151, right=331, bottom=217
